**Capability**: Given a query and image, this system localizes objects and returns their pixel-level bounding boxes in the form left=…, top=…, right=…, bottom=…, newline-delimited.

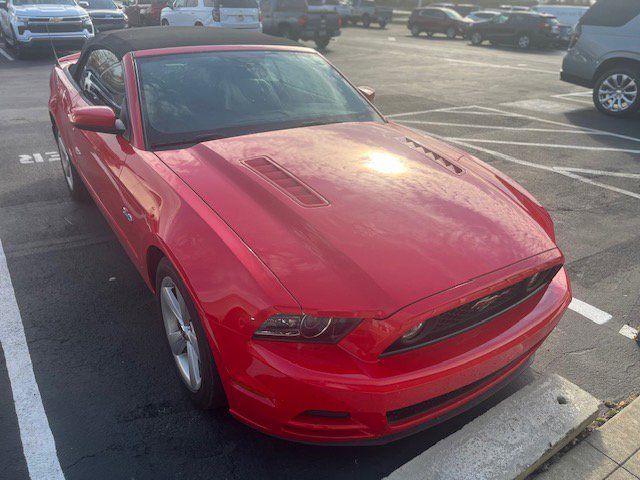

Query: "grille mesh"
left=382, top=265, right=562, bottom=357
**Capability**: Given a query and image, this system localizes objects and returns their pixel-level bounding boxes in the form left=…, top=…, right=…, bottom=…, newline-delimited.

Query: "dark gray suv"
left=561, top=0, right=640, bottom=117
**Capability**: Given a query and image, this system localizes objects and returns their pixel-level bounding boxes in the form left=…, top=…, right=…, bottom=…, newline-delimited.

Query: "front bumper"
left=15, top=30, right=93, bottom=48
left=221, top=267, right=571, bottom=444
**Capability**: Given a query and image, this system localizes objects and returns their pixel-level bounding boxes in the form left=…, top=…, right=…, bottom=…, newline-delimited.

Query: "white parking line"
left=0, top=239, right=65, bottom=480
left=568, top=298, right=612, bottom=325
left=444, top=138, right=640, bottom=155
left=619, top=324, right=639, bottom=340
left=398, top=120, right=588, bottom=135
left=0, top=47, right=14, bottom=61
left=442, top=57, right=557, bottom=74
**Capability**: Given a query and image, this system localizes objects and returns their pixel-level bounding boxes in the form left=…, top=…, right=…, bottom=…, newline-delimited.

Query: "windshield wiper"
left=151, top=133, right=227, bottom=150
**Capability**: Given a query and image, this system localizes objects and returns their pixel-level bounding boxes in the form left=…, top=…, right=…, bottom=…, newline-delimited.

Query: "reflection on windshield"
left=87, top=0, right=117, bottom=9
left=137, top=51, right=383, bottom=149
left=13, top=0, right=76, bottom=5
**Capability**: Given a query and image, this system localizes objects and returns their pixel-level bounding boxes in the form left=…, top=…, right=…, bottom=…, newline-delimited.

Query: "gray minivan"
left=561, top=0, right=640, bottom=117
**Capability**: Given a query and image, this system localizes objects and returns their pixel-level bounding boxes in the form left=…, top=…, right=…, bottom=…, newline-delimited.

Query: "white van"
left=161, top=0, right=261, bottom=30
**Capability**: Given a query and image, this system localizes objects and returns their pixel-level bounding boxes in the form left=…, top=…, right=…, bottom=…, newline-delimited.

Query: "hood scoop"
left=243, top=156, right=329, bottom=208
left=404, top=137, right=465, bottom=176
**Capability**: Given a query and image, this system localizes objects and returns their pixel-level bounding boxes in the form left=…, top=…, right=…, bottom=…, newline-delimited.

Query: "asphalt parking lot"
left=0, top=22, right=639, bottom=480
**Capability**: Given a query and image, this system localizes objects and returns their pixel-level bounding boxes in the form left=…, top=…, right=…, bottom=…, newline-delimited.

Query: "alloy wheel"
left=160, top=277, right=202, bottom=392
left=517, top=34, right=530, bottom=49
left=598, top=73, right=638, bottom=113
left=57, top=136, right=74, bottom=191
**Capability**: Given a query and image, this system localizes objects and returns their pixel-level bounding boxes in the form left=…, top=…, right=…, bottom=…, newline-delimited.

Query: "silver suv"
left=561, top=0, right=640, bottom=117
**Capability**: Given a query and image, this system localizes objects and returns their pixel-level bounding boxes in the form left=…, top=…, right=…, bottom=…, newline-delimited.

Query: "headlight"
left=253, top=314, right=361, bottom=343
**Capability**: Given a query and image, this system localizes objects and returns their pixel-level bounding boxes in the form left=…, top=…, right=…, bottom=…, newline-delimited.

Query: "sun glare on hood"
left=364, top=152, right=407, bottom=175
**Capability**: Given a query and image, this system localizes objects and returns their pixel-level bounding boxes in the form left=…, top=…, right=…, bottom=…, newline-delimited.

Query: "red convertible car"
left=49, top=27, right=571, bottom=445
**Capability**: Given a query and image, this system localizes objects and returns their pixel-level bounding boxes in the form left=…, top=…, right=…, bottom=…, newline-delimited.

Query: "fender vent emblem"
left=243, top=157, right=329, bottom=208
left=404, top=138, right=465, bottom=175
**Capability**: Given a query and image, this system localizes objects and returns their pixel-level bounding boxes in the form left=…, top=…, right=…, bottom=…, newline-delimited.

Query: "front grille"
left=381, top=265, right=561, bottom=357
left=27, top=23, right=83, bottom=33
left=386, top=348, right=530, bottom=424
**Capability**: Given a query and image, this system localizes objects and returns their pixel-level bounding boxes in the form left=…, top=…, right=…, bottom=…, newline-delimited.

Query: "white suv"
left=0, top=0, right=94, bottom=59
left=160, top=0, right=260, bottom=31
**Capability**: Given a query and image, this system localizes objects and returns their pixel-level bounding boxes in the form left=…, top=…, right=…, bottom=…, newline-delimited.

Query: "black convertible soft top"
left=72, top=26, right=301, bottom=81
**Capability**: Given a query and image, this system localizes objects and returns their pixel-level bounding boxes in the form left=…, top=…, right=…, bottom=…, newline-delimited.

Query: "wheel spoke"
left=161, top=286, right=183, bottom=323
left=186, top=341, right=200, bottom=389
left=167, top=331, right=186, bottom=355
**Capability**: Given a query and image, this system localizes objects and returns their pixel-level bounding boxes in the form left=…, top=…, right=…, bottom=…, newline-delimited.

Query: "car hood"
left=12, top=4, right=86, bottom=16
left=155, top=122, right=557, bottom=315
left=88, top=9, right=124, bottom=16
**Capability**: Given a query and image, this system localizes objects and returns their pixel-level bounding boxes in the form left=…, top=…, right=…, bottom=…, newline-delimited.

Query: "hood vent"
left=404, top=138, right=465, bottom=175
left=243, top=157, right=329, bottom=208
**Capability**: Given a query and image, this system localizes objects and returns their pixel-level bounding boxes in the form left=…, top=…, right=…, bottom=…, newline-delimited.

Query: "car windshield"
left=443, top=8, right=463, bottom=19
left=137, top=51, right=383, bottom=149
left=276, top=0, right=306, bottom=11
left=87, top=0, right=117, bottom=8
left=12, top=0, right=76, bottom=5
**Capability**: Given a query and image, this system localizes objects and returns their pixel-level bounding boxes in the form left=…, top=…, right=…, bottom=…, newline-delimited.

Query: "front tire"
left=470, top=31, right=483, bottom=45
left=593, top=68, right=640, bottom=117
left=362, top=15, right=371, bottom=28
left=161, top=18, right=169, bottom=26
left=156, top=258, right=227, bottom=409
left=379, top=20, right=386, bottom=28
left=56, top=132, right=89, bottom=201
left=410, top=24, right=420, bottom=37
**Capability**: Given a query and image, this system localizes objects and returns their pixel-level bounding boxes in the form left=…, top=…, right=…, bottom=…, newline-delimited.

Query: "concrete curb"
left=384, top=374, right=601, bottom=480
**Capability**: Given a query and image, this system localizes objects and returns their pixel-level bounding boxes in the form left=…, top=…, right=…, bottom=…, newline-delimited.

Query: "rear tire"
left=446, top=26, right=456, bottom=39
left=379, top=20, right=386, bottom=28
left=315, top=36, right=330, bottom=50
left=279, top=24, right=297, bottom=41
left=426, top=31, right=434, bottom=38
left=593, top=68, right=640, bottom=117
left=470, top=31, right=483, bottom=45
left=194, top=21, right=203, bottom=26
left=410, top=24, right=420, bottom=37
left=362, top=15, right=371, bottom=28
left=161, top=18, right=169, bottom=26
left=156, top=258, right=227, bottom=410
left=516, top=33, right=531, bottom=49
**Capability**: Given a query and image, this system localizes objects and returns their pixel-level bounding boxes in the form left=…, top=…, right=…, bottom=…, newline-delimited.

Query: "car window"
left=494, top=13, right=509, bottom=23
left=580, top=0, right=640, bottom=27
left=276, top=0, right=306, bottom=11
left=185, top=0, right=197, bottom=7
left=81, top=49, right=125, bottom=111
left=136, top=50, right=383, bottom=149
left=444, top=8, right=463, bottom=20
left=173, top=0, right=184, bottom=7
left=220, top=0, right=258, bottom=7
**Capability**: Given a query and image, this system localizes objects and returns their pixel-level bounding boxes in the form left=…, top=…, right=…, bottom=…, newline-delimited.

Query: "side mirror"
left=78, top=1, right=89, bottom=7
left=357, top=86, right=375, bottom=102
left=69, top=106, right=124, bottom=134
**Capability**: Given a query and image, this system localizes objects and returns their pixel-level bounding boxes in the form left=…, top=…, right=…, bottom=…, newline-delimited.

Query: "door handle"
left=122, top=206, right=133, bottom=222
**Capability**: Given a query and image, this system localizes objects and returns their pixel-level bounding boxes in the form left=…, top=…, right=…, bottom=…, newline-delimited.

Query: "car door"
left=183, top=0, right=199, bottom=24
left=483, top=12, right=509, bottom=42
left=69, top=49, right=134, bottom=240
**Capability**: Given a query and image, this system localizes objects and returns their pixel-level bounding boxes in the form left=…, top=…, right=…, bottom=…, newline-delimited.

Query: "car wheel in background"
left=156, top=258, right=227, bottom=409
left=379, top=20, right=386, bottom=28
left=315, top=36, right=330, bottom=49
left=593, top=68, right=640, bottom=117
left=470, top=31, right=483, bottom=45
left=410, top=24, right=420, bottom=36
left=56, top=133, right=89, bottom=201
left=161, top=18, right=169, bottom=26
left=362, top=15, right=371, bottom=28
left=446, top=26, right=456, bottom=39
left=194, top=21, right=203, bottom=26
left=279, top=24, right=298, bottom=41
left=516, top=33, right=531, bottom=49
left=426, top=31, right=434, bottom=37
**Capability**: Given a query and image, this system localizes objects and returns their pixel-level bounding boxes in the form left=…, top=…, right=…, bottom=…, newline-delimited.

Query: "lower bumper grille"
left=26, top=23, right=83, bottom=33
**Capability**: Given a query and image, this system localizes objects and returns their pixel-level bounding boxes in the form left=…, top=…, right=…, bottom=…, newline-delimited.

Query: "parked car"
left=561, top=0, right=640, bottom=117
left=84, top=0, right=128, bottom=32
left=49, top=26, right=570, bottom=445
left=347, top=0, right=392, bottom=28
left=261, top=0, right=340, bottom=49
left=449, top=3, right=476, bottom=16
left=408, top=6, right=472, bottom=38
left=499, top=5, right=529, bottom=12
left=468, top=11, right=560, bottom=49
left=161, top=0, right=261, bottom=30
left=0, top=0, right=93, bottom=58
left=531, top=5, right=588, bottom=47
left=123, top=0, right=166, bottom=25
left=466, top=9, right=499, bottom=24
